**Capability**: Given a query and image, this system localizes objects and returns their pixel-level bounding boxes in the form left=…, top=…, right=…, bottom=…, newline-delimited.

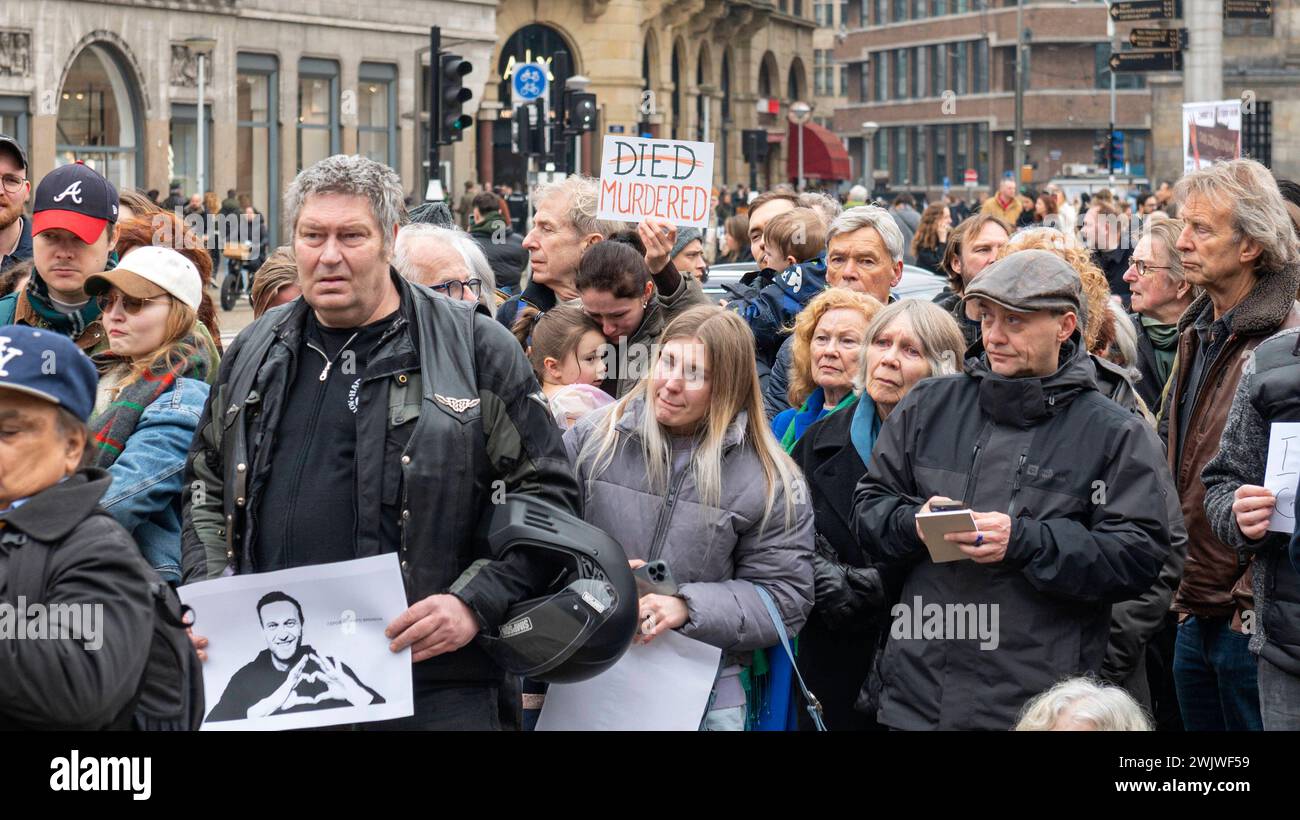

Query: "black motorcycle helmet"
left=457, top=495, right=637, bottom=684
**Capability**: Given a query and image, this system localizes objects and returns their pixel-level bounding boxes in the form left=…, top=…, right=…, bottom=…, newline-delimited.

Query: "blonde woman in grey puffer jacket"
left=564, top=306, right=815, bottom=730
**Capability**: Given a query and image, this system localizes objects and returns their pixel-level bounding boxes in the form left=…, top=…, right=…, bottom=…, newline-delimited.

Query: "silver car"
left=700, top=262, right=947, bottom=303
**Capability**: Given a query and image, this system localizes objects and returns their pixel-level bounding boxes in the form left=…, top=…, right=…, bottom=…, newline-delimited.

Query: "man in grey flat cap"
left=852, top=248, right=1177, bottom=730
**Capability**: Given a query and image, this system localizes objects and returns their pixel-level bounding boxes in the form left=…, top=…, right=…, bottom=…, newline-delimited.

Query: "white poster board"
left=596, top=135, right=716, bottom=229
left=1183, top=100, right=1242, bottom=175
left=1264, top=422, right=1300, bottom=534
left=536, top=630, right=722, bottom=731
left=179, top=554, right=414, bottom=731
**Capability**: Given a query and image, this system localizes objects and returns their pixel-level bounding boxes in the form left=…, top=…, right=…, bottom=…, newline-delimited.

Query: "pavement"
left=215, top=286, right=256, bottom=347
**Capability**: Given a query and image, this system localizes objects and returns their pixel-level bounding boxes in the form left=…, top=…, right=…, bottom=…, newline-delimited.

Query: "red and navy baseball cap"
left=32, top=161, right=119, bottom=245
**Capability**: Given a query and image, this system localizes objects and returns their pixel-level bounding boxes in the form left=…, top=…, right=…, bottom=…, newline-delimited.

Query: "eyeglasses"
left=1131, top=259, right=1173, bottom=278
left=95, top=291, right=172, bottom=315
left=430, top=278, right=483, bottom=300
left=0, top=174, right=27, bottom=194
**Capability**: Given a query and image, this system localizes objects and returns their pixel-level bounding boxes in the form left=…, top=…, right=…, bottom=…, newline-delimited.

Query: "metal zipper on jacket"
left=1007, top=451, right=1029, bottom=515
left=307, top=332, right=361, bottom=381
left=959, top=443, right=982, bottom=507
left=647, top=467, right=692, bottom=563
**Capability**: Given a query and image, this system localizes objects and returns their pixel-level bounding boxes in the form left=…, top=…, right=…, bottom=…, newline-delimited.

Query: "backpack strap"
left=754, top=585, right=827, bottom=732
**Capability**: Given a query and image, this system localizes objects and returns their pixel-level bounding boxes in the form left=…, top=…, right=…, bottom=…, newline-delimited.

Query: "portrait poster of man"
left=179, top=554, right=414, bottom=731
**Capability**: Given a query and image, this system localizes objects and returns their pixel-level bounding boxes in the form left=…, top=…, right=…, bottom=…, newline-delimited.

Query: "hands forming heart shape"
left=245, top=652, right=375, bottom=719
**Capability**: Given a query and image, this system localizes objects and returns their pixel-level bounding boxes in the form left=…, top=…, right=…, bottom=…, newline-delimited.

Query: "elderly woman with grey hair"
left=1015, top=677, right=1153, bottom=731
left=764, top=204, right=906, bottom=418
left=1120, top=215, right=1195, bottom=409
left=788, top=299, right=965, bottom=731
left=394, top=223, right=500, bottom=315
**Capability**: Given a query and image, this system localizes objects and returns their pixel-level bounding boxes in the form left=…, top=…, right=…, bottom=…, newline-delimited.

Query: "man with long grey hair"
left=181, top=154, right=581, bottom=730
left=763, top=205, right=905, bottom=418
left=1161, top=157, right=1300, bottom=732
left=394, top=223, right=499, bottom=315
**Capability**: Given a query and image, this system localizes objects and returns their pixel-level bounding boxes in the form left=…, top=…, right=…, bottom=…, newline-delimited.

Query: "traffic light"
left=567, top=92, right=597, bottom=134
left=1110, top=130, right=1125, bottom=173
left=438, top=53, right=473, bottom=144
left=742, top=129, right=770, bottom=164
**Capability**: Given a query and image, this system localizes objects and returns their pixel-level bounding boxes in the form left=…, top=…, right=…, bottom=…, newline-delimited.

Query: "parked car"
left=700, top=263, right=946, bottom=303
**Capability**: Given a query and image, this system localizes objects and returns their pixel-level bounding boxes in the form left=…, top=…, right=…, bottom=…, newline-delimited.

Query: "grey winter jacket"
left=563, top=397, right=815, bottom=652
left=1204, top=326, right=1300, bottom=676
left=853, top=335, right=1173, bottom=730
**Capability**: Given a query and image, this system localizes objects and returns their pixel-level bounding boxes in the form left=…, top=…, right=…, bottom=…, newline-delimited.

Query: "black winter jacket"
left=469, top=212, right=528, bottom=291
left=0, top=469, right=154, bottom=729
left=181, top=273, right=581, bottom=685
left=791, top=396, right=894, bottom=731
left=852, top=336, right=1173, bottom=729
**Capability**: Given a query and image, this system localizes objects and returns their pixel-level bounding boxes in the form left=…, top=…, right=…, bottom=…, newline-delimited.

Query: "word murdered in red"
left=597, top=136, right=716, bottom=229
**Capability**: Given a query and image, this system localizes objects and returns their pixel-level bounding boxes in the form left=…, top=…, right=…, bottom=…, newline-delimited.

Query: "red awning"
left=786, top=120, right=852, bottom=182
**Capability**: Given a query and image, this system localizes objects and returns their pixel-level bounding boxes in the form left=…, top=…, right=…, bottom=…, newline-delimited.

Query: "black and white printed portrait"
left=206, top=591, right=385, bottom=723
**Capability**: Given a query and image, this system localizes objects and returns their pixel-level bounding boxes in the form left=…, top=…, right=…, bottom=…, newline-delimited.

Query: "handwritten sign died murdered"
left=597, top=136, right=715, bottom=229
left=1265, top=423, right=1300, bottom=534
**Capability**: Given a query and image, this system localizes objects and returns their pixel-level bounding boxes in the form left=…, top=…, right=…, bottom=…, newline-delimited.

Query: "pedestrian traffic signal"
left=567, top=92, right=598, bottom=133
left=438, top=53, right=473, bottom=144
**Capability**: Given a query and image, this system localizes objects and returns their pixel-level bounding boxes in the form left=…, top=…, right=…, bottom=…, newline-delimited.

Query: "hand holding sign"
left=639, top=218, right=677, bottom=273
left=597, top=136, right=715, bottom=229
left=1263, top=423, right=1300, bottom=534
left=1234, top=485, right=1277, bottom=541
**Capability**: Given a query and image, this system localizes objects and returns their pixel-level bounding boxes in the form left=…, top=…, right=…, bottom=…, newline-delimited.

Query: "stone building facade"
left=484, top=0, right=823, bottom=192
left=0, top=0, right=498, bottom=246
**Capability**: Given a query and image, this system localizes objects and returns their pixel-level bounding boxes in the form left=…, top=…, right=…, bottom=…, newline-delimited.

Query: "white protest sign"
left=535, top=629, right=722, bottom=731
left=596, top=135, right=715, bottom=229
left=1264, top=422, right=1300, bottom=534
left=179, top=554, right=414, bottom=731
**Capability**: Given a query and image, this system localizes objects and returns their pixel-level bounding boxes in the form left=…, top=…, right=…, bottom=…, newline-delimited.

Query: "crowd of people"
left=3, top=123, right=1300, bottom=733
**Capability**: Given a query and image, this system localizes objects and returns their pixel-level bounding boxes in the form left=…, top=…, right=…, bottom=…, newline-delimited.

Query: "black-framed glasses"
left=95, top=291, right=172, bottom=315
left=1131, top=259, right=1173, bottom=278
left=0, top=174, right=27, bottom=194
left=430, top=278, right=483, bottom=300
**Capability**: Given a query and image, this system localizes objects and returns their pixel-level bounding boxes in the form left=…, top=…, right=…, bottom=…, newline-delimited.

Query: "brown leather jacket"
left=1163, top=263, right=1300, bottom=622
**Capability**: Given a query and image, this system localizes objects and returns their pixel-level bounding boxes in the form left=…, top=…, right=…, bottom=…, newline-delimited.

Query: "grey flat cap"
left=961, top=249, right=1082, bottom=315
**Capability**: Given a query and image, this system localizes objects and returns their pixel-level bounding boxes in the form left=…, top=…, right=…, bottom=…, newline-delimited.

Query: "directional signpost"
left=1224, top=0, right=1272, bottom=18
left=1108, top=0, right=1179, bottom=20
left=1129, top=27, right=1188, bottom=49
left=1110, top=50, right=1183, bottom=72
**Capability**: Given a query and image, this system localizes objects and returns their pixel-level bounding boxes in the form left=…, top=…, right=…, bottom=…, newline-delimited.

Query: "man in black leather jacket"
left=181, top=155, right=580, bottom=730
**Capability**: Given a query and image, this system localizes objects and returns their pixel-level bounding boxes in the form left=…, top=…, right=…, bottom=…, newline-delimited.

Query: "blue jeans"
left=1173, top=616, right=1262, bottom=731
left=1258, top=657, right=1300, bottom=731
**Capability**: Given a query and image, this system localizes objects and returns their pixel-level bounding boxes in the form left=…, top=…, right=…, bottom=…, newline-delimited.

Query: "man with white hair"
left=182, top=155, right=580, bottom=730
left=763, top=205, right=904, bottom=418
left=496, top=175, right=623, bottom=329
left=1161, top=157, right=1300, bottom=732
left=394, top=223, right=499, bottom=315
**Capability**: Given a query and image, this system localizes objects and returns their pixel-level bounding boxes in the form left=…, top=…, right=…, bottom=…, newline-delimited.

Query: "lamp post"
left=861, top=120, right=879, bottom=198
left=185, top=37, right=217, bottom=198
left=790, top=101, right=812, bottom=191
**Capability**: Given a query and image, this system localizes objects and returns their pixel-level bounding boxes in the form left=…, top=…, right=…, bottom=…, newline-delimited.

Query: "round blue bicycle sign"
left=513, top=64, right=549, bottom=103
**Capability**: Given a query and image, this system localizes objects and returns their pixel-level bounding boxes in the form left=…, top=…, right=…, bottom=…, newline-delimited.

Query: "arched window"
left=56, top=43, right=143, bottom=189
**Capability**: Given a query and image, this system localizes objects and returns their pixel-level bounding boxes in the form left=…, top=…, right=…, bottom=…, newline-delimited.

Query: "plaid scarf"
left=89, top=338, right=211, bottom=468
left=24, top=271, right=102, bottom=337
